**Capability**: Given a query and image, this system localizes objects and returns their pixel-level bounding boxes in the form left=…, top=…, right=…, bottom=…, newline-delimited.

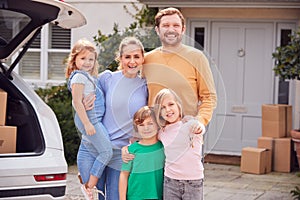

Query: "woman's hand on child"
left=83, top=93, right=96, bottom=111
left=121, top=146, right=135, bottom=163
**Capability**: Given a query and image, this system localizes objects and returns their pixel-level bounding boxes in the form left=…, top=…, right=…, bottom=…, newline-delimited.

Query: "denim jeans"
left=163, top=176, right=203, bottom=200
left=77, top=144, right=122, bottom=200
left=74, top=108, right=113, bottom=178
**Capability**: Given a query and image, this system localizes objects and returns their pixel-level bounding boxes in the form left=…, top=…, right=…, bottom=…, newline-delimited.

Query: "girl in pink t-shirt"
left=153, top=88, right=206, bottom=200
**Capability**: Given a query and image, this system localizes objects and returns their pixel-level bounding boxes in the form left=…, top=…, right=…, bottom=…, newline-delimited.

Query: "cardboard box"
left=273, top=138, right=292, bottom=172
left=262, top=104, right=292, bottom=138
left=258, top=137, right=293, bottom=172
left=241, top=147, right=271, bottom=174
left=0, top=126, right=17, bottom=154
left=0, top=89, right=7, bottom=126
left=257, top=136, right=274, bottom=167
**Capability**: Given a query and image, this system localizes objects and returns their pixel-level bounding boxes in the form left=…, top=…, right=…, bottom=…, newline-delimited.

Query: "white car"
left=0, top=0, right=86, bottom=199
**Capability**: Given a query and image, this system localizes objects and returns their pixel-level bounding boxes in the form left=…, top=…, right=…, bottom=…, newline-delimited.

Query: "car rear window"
left=0, top=9, right=30, bottom=46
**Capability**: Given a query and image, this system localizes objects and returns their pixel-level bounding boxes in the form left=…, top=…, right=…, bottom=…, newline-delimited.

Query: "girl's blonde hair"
left=116, top=37, right=145, bottom=70
left=133, top=106, right=157, bottom=133
left=65, top=38, right=99, bottom=78
left=153, top=88, right=183, bottom=128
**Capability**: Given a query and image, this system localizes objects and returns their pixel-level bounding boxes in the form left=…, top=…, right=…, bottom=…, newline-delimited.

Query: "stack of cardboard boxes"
left=241, top=104, right=293, bottom=174
left=0, top=89, right=17, bottom=154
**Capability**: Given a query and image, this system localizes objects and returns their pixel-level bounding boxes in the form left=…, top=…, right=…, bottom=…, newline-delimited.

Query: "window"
left=20, top=24, right=71, bottom=81
left=0, top=10, right=29, bottom=66
left=48, top=24, right=71, bottom=80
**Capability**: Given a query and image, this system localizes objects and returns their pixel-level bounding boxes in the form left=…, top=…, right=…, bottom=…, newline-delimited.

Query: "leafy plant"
left=272, top=29, right=300, bottom=81
left=93, top=4, right=160, bottom=72
left=291, top=186, right=300, bottom=200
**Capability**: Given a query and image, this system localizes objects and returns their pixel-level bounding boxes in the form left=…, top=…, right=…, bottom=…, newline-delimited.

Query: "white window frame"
left=188, top=20, right=209, bottom=52
left=273, top=22, right=296, bottom=104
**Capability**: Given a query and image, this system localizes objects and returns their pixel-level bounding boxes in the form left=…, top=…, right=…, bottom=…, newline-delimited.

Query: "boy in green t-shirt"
left=119, top=106, right=165, bottom=200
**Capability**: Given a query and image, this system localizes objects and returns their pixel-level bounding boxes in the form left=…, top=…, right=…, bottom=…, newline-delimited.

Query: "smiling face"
left=136, top=116, right=158, bottom=139
left=160, top=94, right=181, bottom=124
left=120, top=44, right=144, bottom=78
left=155, top=13, right=185, bottom=48
left=75, top=49, right=96, bottom=74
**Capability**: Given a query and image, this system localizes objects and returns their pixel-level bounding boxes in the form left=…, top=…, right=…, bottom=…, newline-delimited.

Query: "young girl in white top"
left=65, top=38, right=112, bottom=200
left=153, top=88, right=206, bottom=200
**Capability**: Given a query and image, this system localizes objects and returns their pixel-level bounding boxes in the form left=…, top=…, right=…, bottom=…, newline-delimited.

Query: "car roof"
left=0, top=0, right=86, bottom=60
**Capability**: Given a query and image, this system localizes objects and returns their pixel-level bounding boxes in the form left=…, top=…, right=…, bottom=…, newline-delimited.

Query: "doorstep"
left=204, top=154, right=241, bottom=166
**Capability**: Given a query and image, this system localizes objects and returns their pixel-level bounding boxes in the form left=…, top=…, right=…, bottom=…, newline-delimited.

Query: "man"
left=143, top=7, right=217, bottom=128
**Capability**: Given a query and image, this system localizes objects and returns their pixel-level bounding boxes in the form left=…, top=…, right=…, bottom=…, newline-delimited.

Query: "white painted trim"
left=289, top=80, right=300, bottom=129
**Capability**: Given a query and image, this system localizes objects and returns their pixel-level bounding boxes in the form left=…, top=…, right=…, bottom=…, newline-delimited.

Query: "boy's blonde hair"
left=65, top=38, right=99, bottom=78
left=133, top=106, right=157, bottom=133
left=154, top=88, right=183, bottom=128
left=116, top=37, right=145, bottom=70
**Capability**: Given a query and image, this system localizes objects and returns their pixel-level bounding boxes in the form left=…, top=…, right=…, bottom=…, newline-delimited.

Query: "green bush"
left=272, top=29, right=300, bottom=81
left=35, top=83, right=80, bottom=165
left=93, top=5, right=160, bottom=71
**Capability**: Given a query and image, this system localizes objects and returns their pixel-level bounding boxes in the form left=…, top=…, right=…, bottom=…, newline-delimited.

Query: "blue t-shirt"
left=95, top=70, right=148, bottom=148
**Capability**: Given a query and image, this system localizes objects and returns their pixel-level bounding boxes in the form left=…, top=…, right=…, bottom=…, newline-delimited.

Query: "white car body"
left=0, top=0, right=86, bottom=199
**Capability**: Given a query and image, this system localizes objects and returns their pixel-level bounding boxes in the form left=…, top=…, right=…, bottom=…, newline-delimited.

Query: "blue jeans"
left=163, top=176, right=203, bottom=200
left=77, top=144, right=122, bottom=200
left=75, top=108, right=113, bottom=178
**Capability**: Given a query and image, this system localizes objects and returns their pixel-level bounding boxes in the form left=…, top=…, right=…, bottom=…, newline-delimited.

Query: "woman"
left=78, top=36, right=148, bottom=200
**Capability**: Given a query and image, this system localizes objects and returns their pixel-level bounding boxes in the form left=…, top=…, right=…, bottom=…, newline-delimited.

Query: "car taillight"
left=34, top=173, right=66, bottom=182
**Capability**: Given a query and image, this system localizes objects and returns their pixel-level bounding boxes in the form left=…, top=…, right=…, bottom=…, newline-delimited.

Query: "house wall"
left=181, top=8, right=300, bottom=25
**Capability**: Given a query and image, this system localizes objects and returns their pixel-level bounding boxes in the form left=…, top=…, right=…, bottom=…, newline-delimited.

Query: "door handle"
left=238, top=48, right=245, bottom=57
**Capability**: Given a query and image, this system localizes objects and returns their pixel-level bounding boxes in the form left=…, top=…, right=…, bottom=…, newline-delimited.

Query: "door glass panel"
left=280, top=29, right=292, bottom=46
left=194, top=27, right=205, bottom=50
left=278, top=27, right=293, bottom=104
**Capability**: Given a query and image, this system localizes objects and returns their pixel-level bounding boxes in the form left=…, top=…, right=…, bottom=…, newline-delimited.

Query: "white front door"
left=206, top=22, right=274, bottom=155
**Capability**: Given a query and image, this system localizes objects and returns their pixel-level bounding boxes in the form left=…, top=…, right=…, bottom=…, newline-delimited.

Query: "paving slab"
left=65, top=163, right=300, bottom=200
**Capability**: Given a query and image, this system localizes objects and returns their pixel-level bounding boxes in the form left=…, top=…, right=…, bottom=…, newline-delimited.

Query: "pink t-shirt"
left=158, top=120, right=204, bottom=180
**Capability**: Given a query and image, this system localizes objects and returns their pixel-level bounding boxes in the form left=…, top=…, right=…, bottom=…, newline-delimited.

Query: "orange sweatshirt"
left=143, top=44, right=217, bottom=126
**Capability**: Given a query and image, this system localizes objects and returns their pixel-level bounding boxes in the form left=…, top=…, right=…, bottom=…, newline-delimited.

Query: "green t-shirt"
left=121, top=141, right=165, bottom=200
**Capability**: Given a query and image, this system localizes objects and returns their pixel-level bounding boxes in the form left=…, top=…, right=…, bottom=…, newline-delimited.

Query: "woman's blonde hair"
left=153, top=88, right=183, bottom=128
left=116, top=37, right=145, bottom=70
left=65, top=38, right=99, bottom=78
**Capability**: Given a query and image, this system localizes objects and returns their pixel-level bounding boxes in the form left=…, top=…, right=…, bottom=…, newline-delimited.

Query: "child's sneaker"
left=77, top=173, right=83, bottom=184
left=92, top=186, right=105, bottom=199
left=81, top=184, right=94, bottom=200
